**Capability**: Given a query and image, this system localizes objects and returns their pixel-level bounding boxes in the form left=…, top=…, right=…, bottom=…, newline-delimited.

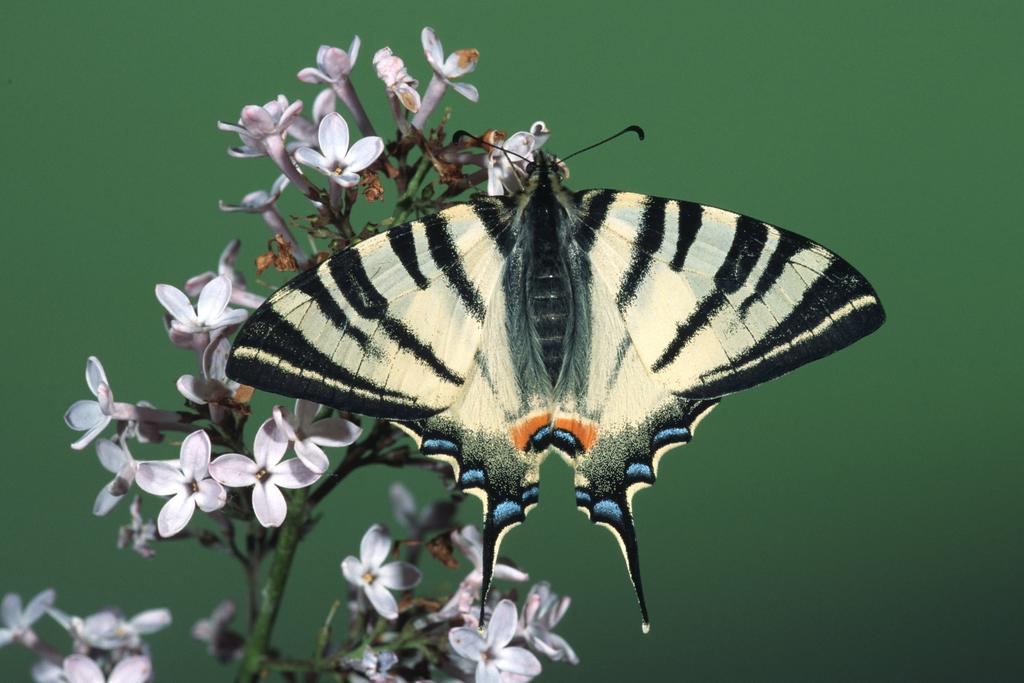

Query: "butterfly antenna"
left=560, top=125, right=645, bottom=163
left=452, top=130, right=532, bottom=164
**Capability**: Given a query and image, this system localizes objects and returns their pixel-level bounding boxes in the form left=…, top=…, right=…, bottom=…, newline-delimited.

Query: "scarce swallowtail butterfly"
left=226, top=149, right=885, bottom=632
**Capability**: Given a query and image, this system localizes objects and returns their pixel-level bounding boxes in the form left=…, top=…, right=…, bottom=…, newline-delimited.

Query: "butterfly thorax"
left=505, top=153, right=591, bottom=400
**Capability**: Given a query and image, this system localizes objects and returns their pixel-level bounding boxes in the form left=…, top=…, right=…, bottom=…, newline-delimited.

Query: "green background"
left=2, top=1, right=1021, bottom=680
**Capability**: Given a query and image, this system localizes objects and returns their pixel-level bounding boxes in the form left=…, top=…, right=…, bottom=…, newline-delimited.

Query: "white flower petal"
left=388, top=483, right=417, bottom=531
left=129, top=609, right=171, bottom=634
left=155, top=284, right=198, bottom=326
left=65, top=400, right=104, bottom=431
left=176, top=375, right=206, bottom=404
left=343, top=137, right=384, bottom=174
left=270, top=458, right=321, bottom=488
left=395, top=83, right=421, bottom=113
left=448, top=627, right=486, bottom=661
left=1, top=593, right=21, bottom=628
left=136, top=462, right=186, bottom=496
left=477, top=661, right=502, bottom=683
left=108, top=655, right=152, bottom=683
left=294, top=399, right=318, bottom=425
left=493, top=646, right=541, bottom=676
left=194, top=479, right=226, bottom=512
left=93, top=485, right=123, bottom=517
left=493, top=562, right=530, bottom=583
left=255, top=418, right=288, bottom=469
left=208, top=454, right=259, bottom=487
left=421, top=27, right=445, bottom=71
left=179, top=430, right=211, bottom=481
left=297, top=66, right=330, bottom=84
left=252, top=482, right=287, bottom=528
left=318, top=112, right=350, bottom=165
left=22, top=589, right=55, bottom=627
left=95, top=440, right=127, bottom=473
left=451, top=81, right=479, bottom=103
left=294, top=146, right=329, bottom=173
left=292, top=441, right=328, bottom=475
left=329, top=171, right=361, bottom=188
left=85, top=357, right=108, bottom=396
left=196, top=276, right=231, bottom=323
left=340, top=556, right=364, bottom=586
left=214, top=308, right=247, bottom=328
left=63, top=655, right=106, bottom=683
left=157, top=491, right=196, bottom=537
left=485, top=599, right=518, bottom=649
left=363, top=581, right=398, bottom=620
left=305, top=416, right=361, bottom=447
left=360, top=524, right=391, bottom=570
left=377, top=561, right=421, bottom=591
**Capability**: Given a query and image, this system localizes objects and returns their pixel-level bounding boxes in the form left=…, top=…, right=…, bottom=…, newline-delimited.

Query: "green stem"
left=391, top=155, right=433, bottom=225
left=235, top=488, right=310, bottom=683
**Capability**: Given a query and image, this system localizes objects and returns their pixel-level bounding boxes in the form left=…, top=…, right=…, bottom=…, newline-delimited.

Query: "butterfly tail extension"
left=572, top=399, right=718, bottom=632
left=415, top=417, right=542, bottom=627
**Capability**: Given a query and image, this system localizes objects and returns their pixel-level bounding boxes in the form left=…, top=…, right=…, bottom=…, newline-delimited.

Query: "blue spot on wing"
left=422, top=438, right=459, bottom=454
left=575, top=489, right=592, bottom=506
left=626, top=463, right=654, bottom=481
left=492, top=501, right=523, bottom=526
left=652, top=427, right=690, bottom=449
left=460, top=469, right=485, bottom=487
left=521, top=485, right=539, bottom=504
left=593, top=499, right=624, bottom=523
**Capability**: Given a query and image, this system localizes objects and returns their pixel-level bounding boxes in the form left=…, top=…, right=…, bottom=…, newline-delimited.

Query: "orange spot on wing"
left=509, top=412, right=552, bottom=451
left=554, top=416, right=599, bottom=452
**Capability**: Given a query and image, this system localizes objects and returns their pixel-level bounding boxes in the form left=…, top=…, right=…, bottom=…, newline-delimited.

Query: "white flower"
left=341, top=525, right=421, bottom=620
left=421, top=27, right=479, bottom=102
left=518, top=582, right=578, bottom=664
left=272, top=399, right=361, bottom=474
left=208, top=419, right=320, bottom=528
left=49, top=607, right=170, bottom=650
left=218, top=175, right=289, bottom=215
left=435, top=525, right=529, bottom=625
left=294, top=112, right=384, bottom=188
left=372, top=47, right=421, bottom=113
left=486, top=123, right=548, bottom=196
left=0, top=588, right=55, bottom=648
left=287, top=89, right=338, bottom=149
left=449, top=600, right=541, bottom=683
left=64, top=357, right=127, bottom=450
left=184, top=240, right=267, bottom=310
left=217, top=95, right=304, bottom=158
left=63, top=654, right=151, bottom=683
left=298, top=39, right=360, bottom=85
left=176, top=337, right=241, bottom=423
left=156, top=275, right=247, bottom=336
left=136, top=430, right=226, bottom=537
left=117, top=496, right=157, bottom=559
left=93, top=439, right=137, bottom=516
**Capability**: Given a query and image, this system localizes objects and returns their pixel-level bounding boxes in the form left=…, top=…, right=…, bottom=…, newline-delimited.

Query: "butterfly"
left=226, top=150, right=885, bottom=632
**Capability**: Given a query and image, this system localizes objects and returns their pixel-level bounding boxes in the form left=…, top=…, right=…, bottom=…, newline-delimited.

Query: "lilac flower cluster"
left=13, top=25, right=583, bottom=683
left=1, top=588, right=168, bottom=683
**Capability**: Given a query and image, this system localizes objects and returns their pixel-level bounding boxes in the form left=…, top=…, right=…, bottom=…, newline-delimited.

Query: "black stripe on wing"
left=422, top=213, right=488, bottom=324
left=688, top=257, right=885, bottom=398
left=386, top=223, right=430, bottom=290
left=226, top=279, right=435, bottom=420
left=669, top=201, right=703, bottom=272
left=651, top=216, right=770, bottom=372
left=573, top=190, right=616, bottom=253
left=329, top=249, right=465, bottom=386
left=616, top=196, right=667, bottom=311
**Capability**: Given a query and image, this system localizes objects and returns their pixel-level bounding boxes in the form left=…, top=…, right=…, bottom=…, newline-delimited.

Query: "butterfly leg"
left=572, top=398, right=718, bottom=632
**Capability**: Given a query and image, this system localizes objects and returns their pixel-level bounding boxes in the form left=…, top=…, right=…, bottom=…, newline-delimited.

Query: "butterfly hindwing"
left=227, top=198, right=514, bottom=420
